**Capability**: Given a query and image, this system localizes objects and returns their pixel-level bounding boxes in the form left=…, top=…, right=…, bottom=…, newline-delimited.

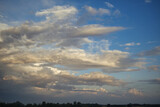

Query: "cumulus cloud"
left=0, top=23, right=10, bottom=31
left=128, top=88, right=143, bottom=96
left=137, top=46, right=160, bottom=57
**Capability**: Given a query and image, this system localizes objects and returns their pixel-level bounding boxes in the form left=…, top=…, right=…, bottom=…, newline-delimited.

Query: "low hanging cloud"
left=0, top=63, right=125, bottom=93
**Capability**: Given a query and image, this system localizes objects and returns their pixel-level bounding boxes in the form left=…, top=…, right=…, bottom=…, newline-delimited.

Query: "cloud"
left=0, top=23, right=10, bottom=31
left=113, top=9, right=121, bottom=16
left=0, top=63, right=125, bottom=94
left=137, top=46, right=160, bottom=57
left=138, top=78, right=160, bottom=84
left=84, top=6, right=110, bottom=16
left=105, top=2, right=114, bottom=8
left=147, top=65, right=160, bottom=71
left=74, top=25, right=125, bottom=37
left=0, top=61, right=127, bottom=102
left=120, top=42, right=141, bottom=47
left=0, top=5, right=148, bottom=103
left=128, top=88, right=143, bottom=96
left=86, top=40, right=110, bottom=53
left=145, top=0, right=152, bottom=3
left=0, top=5, right=125, bottom=49
left=102, top=68, right=141, bottom=73
left=0, top=48, right=144, bottom=72
left=36, top=6, right=78, bottom=20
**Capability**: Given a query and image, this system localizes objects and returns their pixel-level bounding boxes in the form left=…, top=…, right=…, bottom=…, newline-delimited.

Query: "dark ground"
left=0, top=101, right=160, bottom=107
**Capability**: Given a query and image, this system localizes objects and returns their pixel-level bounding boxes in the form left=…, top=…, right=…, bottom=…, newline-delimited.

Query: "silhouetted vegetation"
left=0, top=101, right=160, bottom=107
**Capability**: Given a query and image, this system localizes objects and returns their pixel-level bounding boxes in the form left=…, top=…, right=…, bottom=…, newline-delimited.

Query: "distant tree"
left=73, top=101, right=77, bottom=105
left=107, top=104, right=111, bottom=107
left=127, top=103, right=132, bottom=107
left=26, top=103, right=32, bottom=107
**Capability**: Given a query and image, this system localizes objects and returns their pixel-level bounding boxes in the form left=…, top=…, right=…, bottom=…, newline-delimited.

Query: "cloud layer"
left=1, top=3, right=159, bottom=104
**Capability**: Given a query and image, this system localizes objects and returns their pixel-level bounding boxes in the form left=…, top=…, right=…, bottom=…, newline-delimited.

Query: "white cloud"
left=0, top=5, right=147, bottom=101
left=84, top=6, right=97, bottom=15
left=128, top=88, right=143, bottom=96
left=145, top=0, right=152, bottom=3
left=84, top=6, right=110, bottom=16
left=36, top=6, right=78, bottom=20
left=121, top=42, right=141, bottom=47
left=99, top=8, right=110, bottom=15
left=105, top=2, right=114, bottom=8
left=74, top=25, right=125, bottom=37
left=0, top=6, right=124, bottom=49
left=0, top=48, right=144, bottom=71
left=86, top=40, right=110, bottom=53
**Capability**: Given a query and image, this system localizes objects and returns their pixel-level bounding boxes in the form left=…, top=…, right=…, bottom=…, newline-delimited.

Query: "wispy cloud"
left=105, top=2, right=114, bottom=8
left=147, top=65, right=160, bottom=71
left=137, top=46, right=160, bottom=57
left=145, top=0, right=152, bottom=3
left=120, top=42, right=141, bottom=47
left=138, top=78, right=160, bottom=84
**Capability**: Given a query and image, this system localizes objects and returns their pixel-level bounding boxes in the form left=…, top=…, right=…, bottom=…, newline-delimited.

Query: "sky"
left=0, top=0, right=160, bottom=104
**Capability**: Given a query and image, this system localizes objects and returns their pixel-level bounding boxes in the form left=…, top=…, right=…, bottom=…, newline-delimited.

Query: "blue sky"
left=0, top=0, right=160, bottom=104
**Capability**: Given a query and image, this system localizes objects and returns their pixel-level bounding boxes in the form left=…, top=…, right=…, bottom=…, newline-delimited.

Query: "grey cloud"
left=0, top=63, right=125, bottom=89
left=138, top=78, right=160, bottom=84
left=147, top=65, right=160, bottom=71
left=137, top=46, right=160, bottom=57
left=102, top=68, right=140, bottom=73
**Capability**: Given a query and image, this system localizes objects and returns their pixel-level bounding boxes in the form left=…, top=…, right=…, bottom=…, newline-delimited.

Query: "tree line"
left=0, top=101, right=160, bottom=107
